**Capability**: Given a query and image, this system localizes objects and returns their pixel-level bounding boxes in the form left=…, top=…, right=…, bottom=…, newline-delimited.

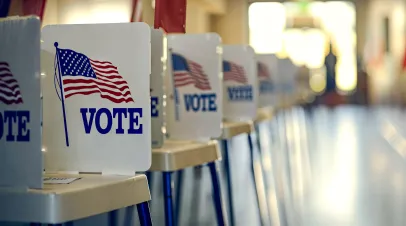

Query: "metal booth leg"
left=163, top=172, right=175, bottom=226
left=222, top=139, right=235, bottom=226
left=146, top=171, right=153, bottom=192
left=208, top=162, right=228, bottom=226
left=137, top=202, right=153, bottom=226
left=108, top=209, right=119, bottom=226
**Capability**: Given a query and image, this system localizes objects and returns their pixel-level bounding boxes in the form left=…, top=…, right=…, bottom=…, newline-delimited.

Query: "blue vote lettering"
left=260, top=81, right=274, bottom=94
left=227, top=85, right=253, bottom=101
left=80, top=108, right=143, bottom=134
left=113, top=108, right=127, bottom=134
left=184, top=93, right=217, bottom=112
left=0, top=110, right=30, bottom=142
left=151, top=96, right=159, bottom=118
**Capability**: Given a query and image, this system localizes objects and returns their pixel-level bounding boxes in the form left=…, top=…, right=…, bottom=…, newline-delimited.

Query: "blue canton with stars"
left=58, top=49, right=97, bottom=78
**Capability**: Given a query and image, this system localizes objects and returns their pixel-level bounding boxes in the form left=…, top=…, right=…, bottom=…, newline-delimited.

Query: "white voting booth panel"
left=277, top=57, right=299, bottom=96
left=151, top=29, right=165, bottom=148
left=41, top=23, right=151, bottom=173
left=257, top=54, right=278, bottom=108
left=0, top=17, right=42, bottom=189
left=222, top=45, right=258, bottom=121
left=276, top=57, right=299, bottom=107
left=166, top=33, right=222, bottom=140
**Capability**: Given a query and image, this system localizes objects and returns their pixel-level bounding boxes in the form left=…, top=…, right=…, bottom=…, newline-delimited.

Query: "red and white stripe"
left=224, top=62, right=248, bottom=84
left=174, top=60, right=211, bottom=90
left=258, top=62, right=271, bottom=81
left=0, top=62, right=23, bottom=105
left=62, top=60, right=134, bottom=103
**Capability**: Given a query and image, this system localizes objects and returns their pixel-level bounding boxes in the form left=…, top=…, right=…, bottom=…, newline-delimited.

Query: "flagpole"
left=170, top=49, right=180, bottom=121
left=54, top=42, right=70, bottom=147
left=174, top=88, right=179, bottom=121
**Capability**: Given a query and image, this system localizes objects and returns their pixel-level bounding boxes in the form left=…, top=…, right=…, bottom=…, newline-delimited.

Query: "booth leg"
left=137, top=202, right=153, bottom=226
left=163, top=172, right=175, bottom=226
left=208, top=162, right=228, bottom=226
left=222, top=139, right=235, bottom=226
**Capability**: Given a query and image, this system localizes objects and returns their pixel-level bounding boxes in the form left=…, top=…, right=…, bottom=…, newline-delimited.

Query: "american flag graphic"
left=223, top=60, right=248, bottom=84
left=258, top=62, right=271, bottom=80
left=0, top=62, right=23, bottom=105
left=171, top=53, right=211, bottom=90
left=56, top=48, right=134, bottom=103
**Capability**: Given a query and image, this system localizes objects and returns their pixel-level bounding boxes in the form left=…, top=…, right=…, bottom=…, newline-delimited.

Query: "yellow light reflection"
left=309, top=70, right=326, bottom=93
left=283, top=29, right=306, bottom=66
left=336, top=59, right=357, bottom=92
left=304, top=29, right=326, bottom=68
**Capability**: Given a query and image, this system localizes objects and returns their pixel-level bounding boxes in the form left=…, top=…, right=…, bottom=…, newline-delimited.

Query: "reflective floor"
left=3, top=105, right=406, bottom=226
left=274, top=106, right=406, bottom=226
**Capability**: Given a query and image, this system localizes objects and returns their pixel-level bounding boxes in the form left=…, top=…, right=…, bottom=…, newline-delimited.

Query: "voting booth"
left=222, top=45, right=258, bottom=121
left=277, top=58, right=299, bottom=108
left=257, top=54, right=279, bottom=109
left=166, top=33, right=222, bottom=141
left=41, top=23, right=151, bottom=173
left=0, top=20, right=153, bottom=226
left=151, top=29, right=165, bottom=148
left=0, top=16, right=42, bottom=189
left=149, top=33, right=227, bottom=226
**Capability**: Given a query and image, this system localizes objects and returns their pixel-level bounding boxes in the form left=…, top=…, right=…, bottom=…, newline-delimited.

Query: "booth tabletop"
left=0, top=174, right=150, bottom=224
left=151, top=140, right=221, bottom=172
left=219, top=121, right=254, bottom=139
left=255, top=108, right=275, bottom=123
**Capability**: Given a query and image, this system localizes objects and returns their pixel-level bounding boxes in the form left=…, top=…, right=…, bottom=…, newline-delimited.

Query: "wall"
left=355, top=0, right=369, bottom=57
left=212, top=0, right=249, bottom=44
left=42, top=0, right=58, bottom=26
left=186, top=0, right=211, bottom=33
left=364, top=0, right=406, bottom=104
left=56, top=0, right=132, bottom=24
